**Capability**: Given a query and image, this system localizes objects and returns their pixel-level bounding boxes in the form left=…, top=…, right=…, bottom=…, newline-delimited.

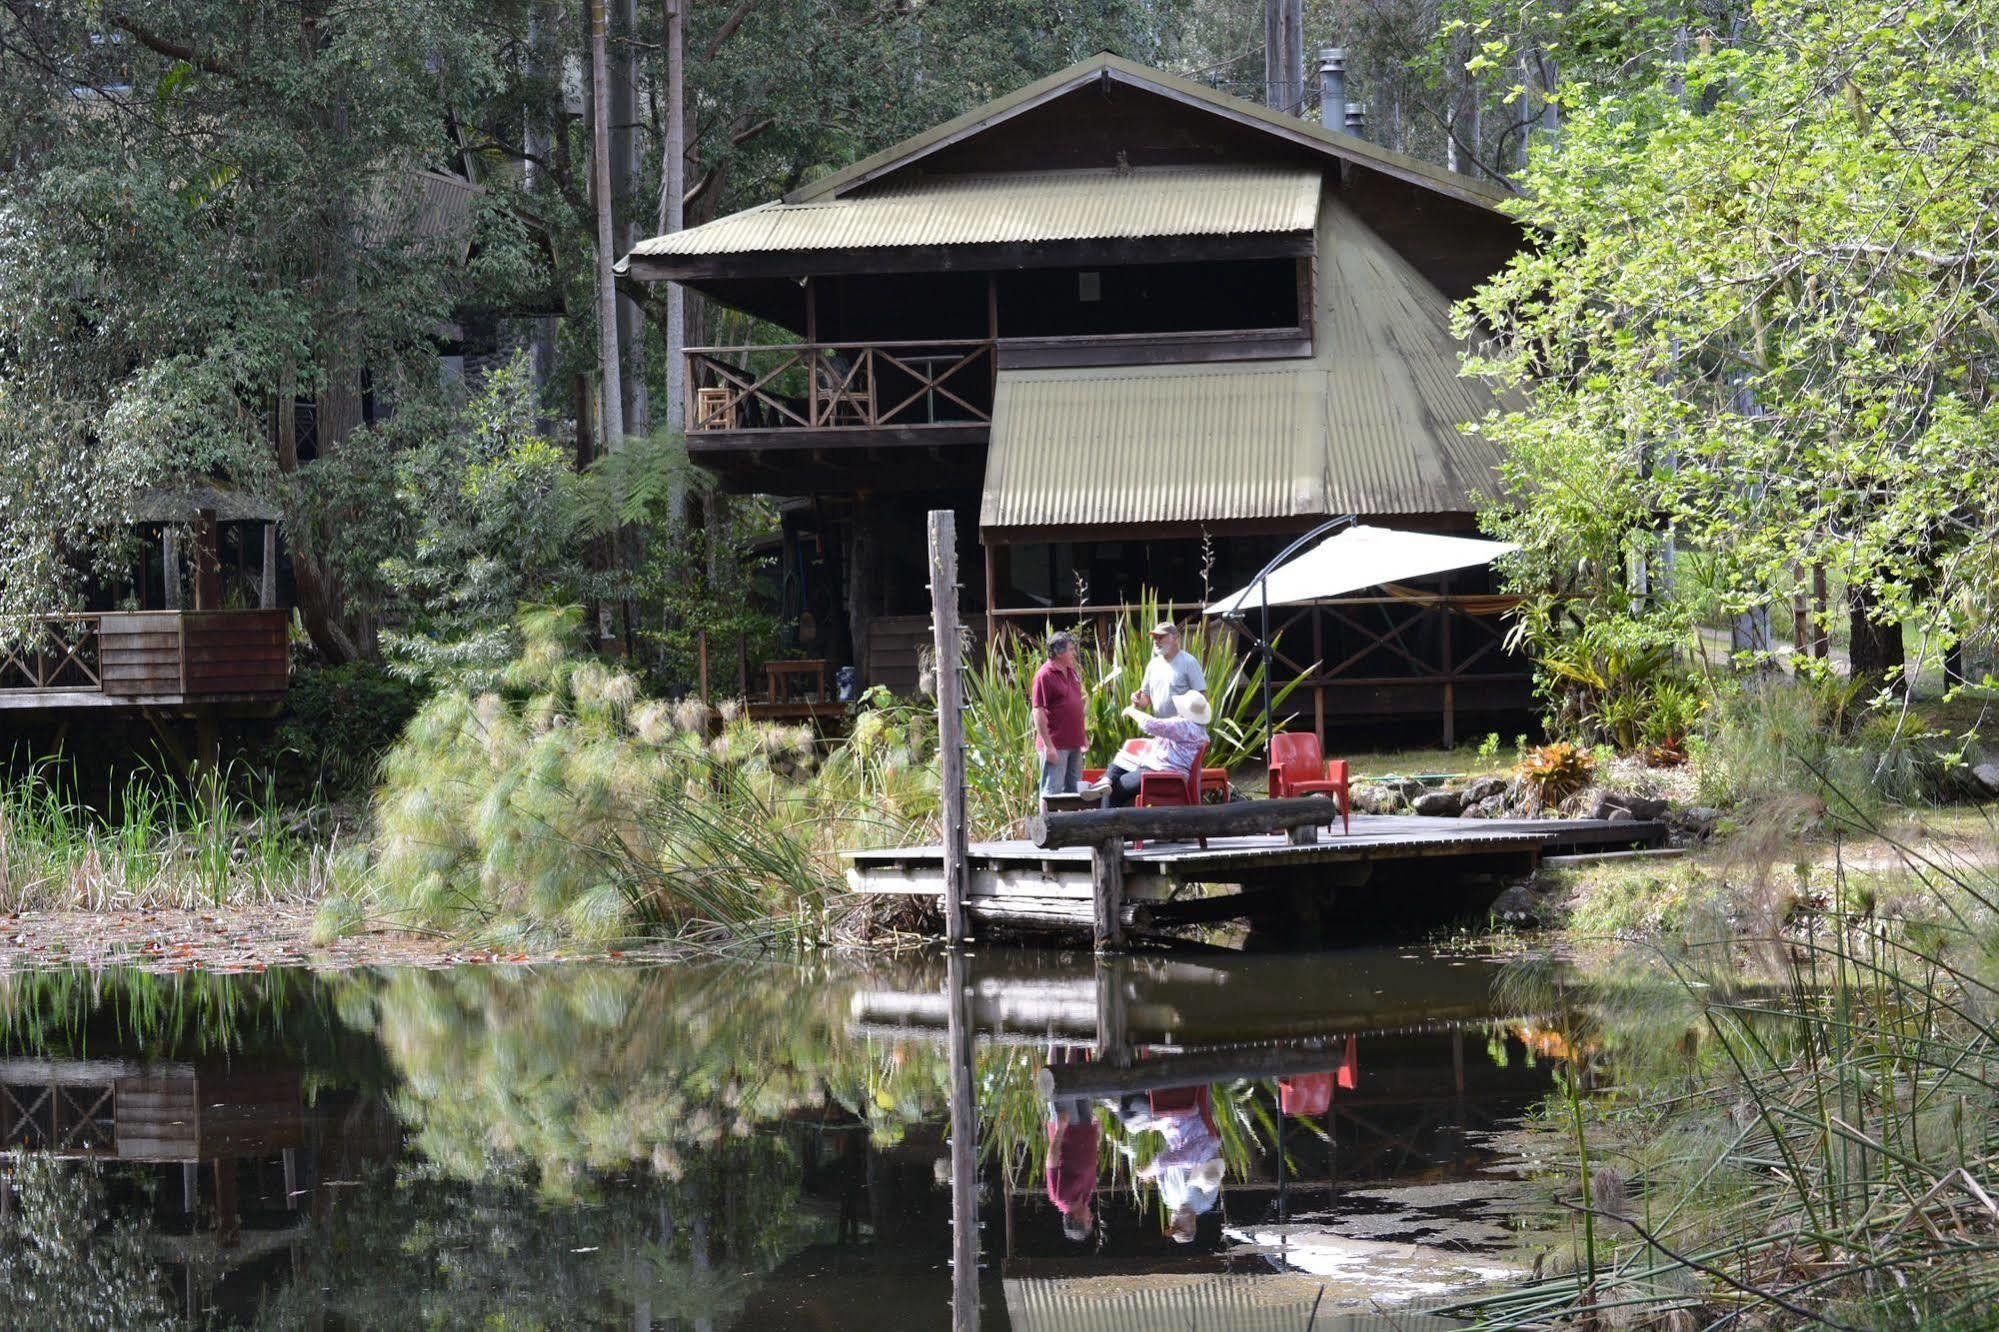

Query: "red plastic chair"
left=1085, top=739, right=1231, bottom=803
left=1136, top=740, right=1209, bottom=848
left=1267, top=732, right=1351, bottom=834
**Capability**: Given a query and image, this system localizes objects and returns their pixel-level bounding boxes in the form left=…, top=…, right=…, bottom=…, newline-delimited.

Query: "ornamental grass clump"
left=1458, top=811, right=1999, bottom=1328
left=358, top=606, right=922, bottom=946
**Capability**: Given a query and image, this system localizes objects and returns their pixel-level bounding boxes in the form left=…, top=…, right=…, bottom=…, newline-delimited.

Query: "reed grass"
left=1457, top=803, right=1999, bottom=1328
left=0, top=761, right=332, bottom=911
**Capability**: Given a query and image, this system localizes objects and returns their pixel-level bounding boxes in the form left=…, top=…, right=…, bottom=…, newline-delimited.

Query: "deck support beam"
left=1090, top=843, right=1125, bottom=953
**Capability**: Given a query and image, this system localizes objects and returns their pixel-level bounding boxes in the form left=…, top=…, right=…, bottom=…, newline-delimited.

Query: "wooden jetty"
left=845, top=804, right=1665, bottom=947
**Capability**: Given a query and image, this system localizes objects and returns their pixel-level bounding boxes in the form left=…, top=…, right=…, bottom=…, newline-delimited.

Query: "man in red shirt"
left=1030, top=631, right=1088, bottom=806
left=1044, top=1047, right=1100, bottom=1243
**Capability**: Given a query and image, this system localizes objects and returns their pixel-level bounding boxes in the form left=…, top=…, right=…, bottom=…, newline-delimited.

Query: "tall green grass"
left=0, top=761, right=330, bottom=910
left=1457, top=806, right=1999, bottom=1328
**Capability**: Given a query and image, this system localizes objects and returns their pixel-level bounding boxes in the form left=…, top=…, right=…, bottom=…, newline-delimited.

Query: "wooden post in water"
left=1090, top=843, right=1125, bottom=953
left=945, top=950, right=981, bottom=1331
left=928, top=509, right=971, bottom=944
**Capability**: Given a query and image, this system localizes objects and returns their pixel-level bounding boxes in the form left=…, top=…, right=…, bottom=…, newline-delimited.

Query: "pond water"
left=0, top=947, right=1579, bottom=1329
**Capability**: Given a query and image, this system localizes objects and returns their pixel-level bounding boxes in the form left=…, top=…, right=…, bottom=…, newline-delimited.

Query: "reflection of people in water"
left=1118, top=1085, right=1224, bottom=1244
left=1045, top=1091, right=1100, bottom=1242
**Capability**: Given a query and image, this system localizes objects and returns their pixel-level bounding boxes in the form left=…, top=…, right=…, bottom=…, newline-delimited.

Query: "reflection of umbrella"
left=1204, top=520, right=1520, bottom=756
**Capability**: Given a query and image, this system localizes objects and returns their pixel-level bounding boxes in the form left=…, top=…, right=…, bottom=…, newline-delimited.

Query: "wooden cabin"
left=624, top=54, right=1533, bottom=741
left=0, top=488, right=289, bottom=757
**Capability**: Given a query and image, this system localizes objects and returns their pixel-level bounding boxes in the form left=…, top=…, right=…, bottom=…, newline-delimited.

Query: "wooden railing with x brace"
left=684, top=340, right=996, bottom=433
left=0, top=615, right=103, bottom=692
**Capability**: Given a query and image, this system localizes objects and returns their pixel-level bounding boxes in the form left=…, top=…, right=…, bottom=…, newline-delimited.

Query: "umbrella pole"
left=1262, top=577, right=1273, bottom=765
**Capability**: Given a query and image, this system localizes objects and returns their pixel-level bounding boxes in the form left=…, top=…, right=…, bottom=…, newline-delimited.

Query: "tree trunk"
left=589, top=0, right=625, bottom=450
left=660, top=0, right=685, bottom=440
left=273, top=380, right=364, bottom=663
left=1848, top=587, right=1905, bottom=689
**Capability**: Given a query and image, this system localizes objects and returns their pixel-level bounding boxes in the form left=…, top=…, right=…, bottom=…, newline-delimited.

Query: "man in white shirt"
left=1134, top=621, right=1207, bottom=718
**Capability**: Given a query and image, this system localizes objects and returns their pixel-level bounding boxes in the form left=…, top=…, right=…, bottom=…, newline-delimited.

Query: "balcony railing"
left=0, top=616, right=102, bottom=691
left=685, top=340, right=995, bottom=434
left=0, top=610, right=288, bottom=700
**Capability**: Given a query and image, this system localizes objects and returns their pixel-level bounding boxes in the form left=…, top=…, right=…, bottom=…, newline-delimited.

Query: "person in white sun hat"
left=1106, top=690, right=1210, bottom=807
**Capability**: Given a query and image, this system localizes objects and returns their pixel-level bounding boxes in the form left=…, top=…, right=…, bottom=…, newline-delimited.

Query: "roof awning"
left=624, top=165, right=1319, bottom=261
left=1204, top=525, right=1518, bottom=617
left=980, top=363, right=1329, bottom=535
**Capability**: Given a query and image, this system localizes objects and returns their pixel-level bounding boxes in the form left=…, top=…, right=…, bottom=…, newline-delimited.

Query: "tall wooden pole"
left=945, top=950, right=981, bottom=1331
left=589, top=0, right=625, bottom=452
left=929, top=509, right=970, bottom=944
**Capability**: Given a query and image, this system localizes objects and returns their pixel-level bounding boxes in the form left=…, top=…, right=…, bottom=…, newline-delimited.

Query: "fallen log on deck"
left=1036, top=1038, right=1359, bottom=1100
left=1028, top=798, right=1339, bottom=849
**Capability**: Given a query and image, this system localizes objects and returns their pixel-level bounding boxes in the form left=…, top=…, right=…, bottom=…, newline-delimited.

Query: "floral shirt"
left=1133, top=715, right=1207, bottom=775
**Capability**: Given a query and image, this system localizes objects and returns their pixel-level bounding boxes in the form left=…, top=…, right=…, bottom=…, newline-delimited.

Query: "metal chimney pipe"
left=1344, top=102, right=1368, bottom=138
left=1317, top=49, right=1347, bottom=130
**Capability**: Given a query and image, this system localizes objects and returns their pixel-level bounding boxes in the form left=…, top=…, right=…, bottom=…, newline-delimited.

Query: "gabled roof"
left=627, top=165, right=1318, bottom=258
left=787, top=52, right=1511, bottom=215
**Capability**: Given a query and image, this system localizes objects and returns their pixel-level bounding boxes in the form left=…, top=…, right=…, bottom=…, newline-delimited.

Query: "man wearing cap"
left=1133, top=621, right=1207, bottom=720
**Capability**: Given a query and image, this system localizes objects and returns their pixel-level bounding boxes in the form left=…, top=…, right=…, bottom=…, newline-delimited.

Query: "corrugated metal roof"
left=1003, top=1275, right=1469, bottom=1332
left=980, top=195, right=1508, bottom=532
left=981, top=362, right=1326, bottom=530
left=627, top=166, right=1319, bottom=257
left=357, top=169, right=482, bottom=258
left=1317, top=196, right=1508, bottom=516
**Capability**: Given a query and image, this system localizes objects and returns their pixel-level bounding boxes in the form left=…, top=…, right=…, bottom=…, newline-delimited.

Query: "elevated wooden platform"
left=0, top=609, right=288, bottom=715
left=845, top=812, right=1665, bottom=940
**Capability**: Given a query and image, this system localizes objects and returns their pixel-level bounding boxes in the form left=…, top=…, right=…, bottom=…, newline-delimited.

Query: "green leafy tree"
left=1465, top=0, right=1999, bottom=699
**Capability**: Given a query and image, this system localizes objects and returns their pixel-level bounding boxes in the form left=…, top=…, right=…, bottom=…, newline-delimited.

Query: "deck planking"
left=846, top=812, right=1664, bottom=900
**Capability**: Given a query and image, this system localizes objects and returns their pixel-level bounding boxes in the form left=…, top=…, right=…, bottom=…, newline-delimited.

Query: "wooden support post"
left=194, top=507, right=221, bottom=611
left=929, top=509, right=971, bottom=944
left=1439, top=574, right=1455, bottom=750
left=162, top=529, right=181, bottom=610
left=1092, top=958, right=1130, bottom=1064
left=982, top=543, right=998, bottom=648
left=944, top=951, right=981, bottom=1332
left=1311, top=607, right=1326, bottom=748
left=259, top=523, right=278, bottom=609
left=1090, top=841, right=1124, bottom=953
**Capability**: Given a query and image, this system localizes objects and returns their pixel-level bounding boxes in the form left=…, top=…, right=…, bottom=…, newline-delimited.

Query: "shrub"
left=1515, top=741, right=1595, bottom=808
left=356, top=606, right=923, bottom=945
left=271, top=661, right=426, bottom=799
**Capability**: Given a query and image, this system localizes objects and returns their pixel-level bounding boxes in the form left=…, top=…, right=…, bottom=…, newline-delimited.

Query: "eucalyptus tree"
left=1463, top=0, right=1999, bottom=691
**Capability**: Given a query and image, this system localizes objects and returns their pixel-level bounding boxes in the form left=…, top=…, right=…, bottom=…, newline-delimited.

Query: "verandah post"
left=928, top=509, right=971, bottom=944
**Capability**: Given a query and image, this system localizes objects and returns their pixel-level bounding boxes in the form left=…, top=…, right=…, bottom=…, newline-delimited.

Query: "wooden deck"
left=0, top=609, right=288, bottom=714
left=846, top=812, right=1665, bottom=938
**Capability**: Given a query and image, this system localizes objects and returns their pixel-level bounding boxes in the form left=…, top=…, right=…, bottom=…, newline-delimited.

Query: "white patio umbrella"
left=1204, top=520, right=1520, bottom=756
left=1205, top=525, right=1520, bottom=617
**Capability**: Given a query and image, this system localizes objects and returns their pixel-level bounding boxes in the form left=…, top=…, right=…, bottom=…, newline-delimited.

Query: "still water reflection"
left=0, top=949, right=1574, bottom=1329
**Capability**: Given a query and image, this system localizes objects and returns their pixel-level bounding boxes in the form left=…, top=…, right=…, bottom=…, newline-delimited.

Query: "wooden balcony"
left=0, top=610, right=289, bottom=712
left=685, top=339, right=995, bottom=447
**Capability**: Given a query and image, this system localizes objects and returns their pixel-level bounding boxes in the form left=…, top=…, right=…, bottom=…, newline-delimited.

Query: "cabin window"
left=1077, top=271, right=1101, bottom=302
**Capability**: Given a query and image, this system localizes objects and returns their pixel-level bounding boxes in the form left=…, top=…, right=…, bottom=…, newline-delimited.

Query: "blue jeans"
left=1040, top=748, right=1083, bottom=797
